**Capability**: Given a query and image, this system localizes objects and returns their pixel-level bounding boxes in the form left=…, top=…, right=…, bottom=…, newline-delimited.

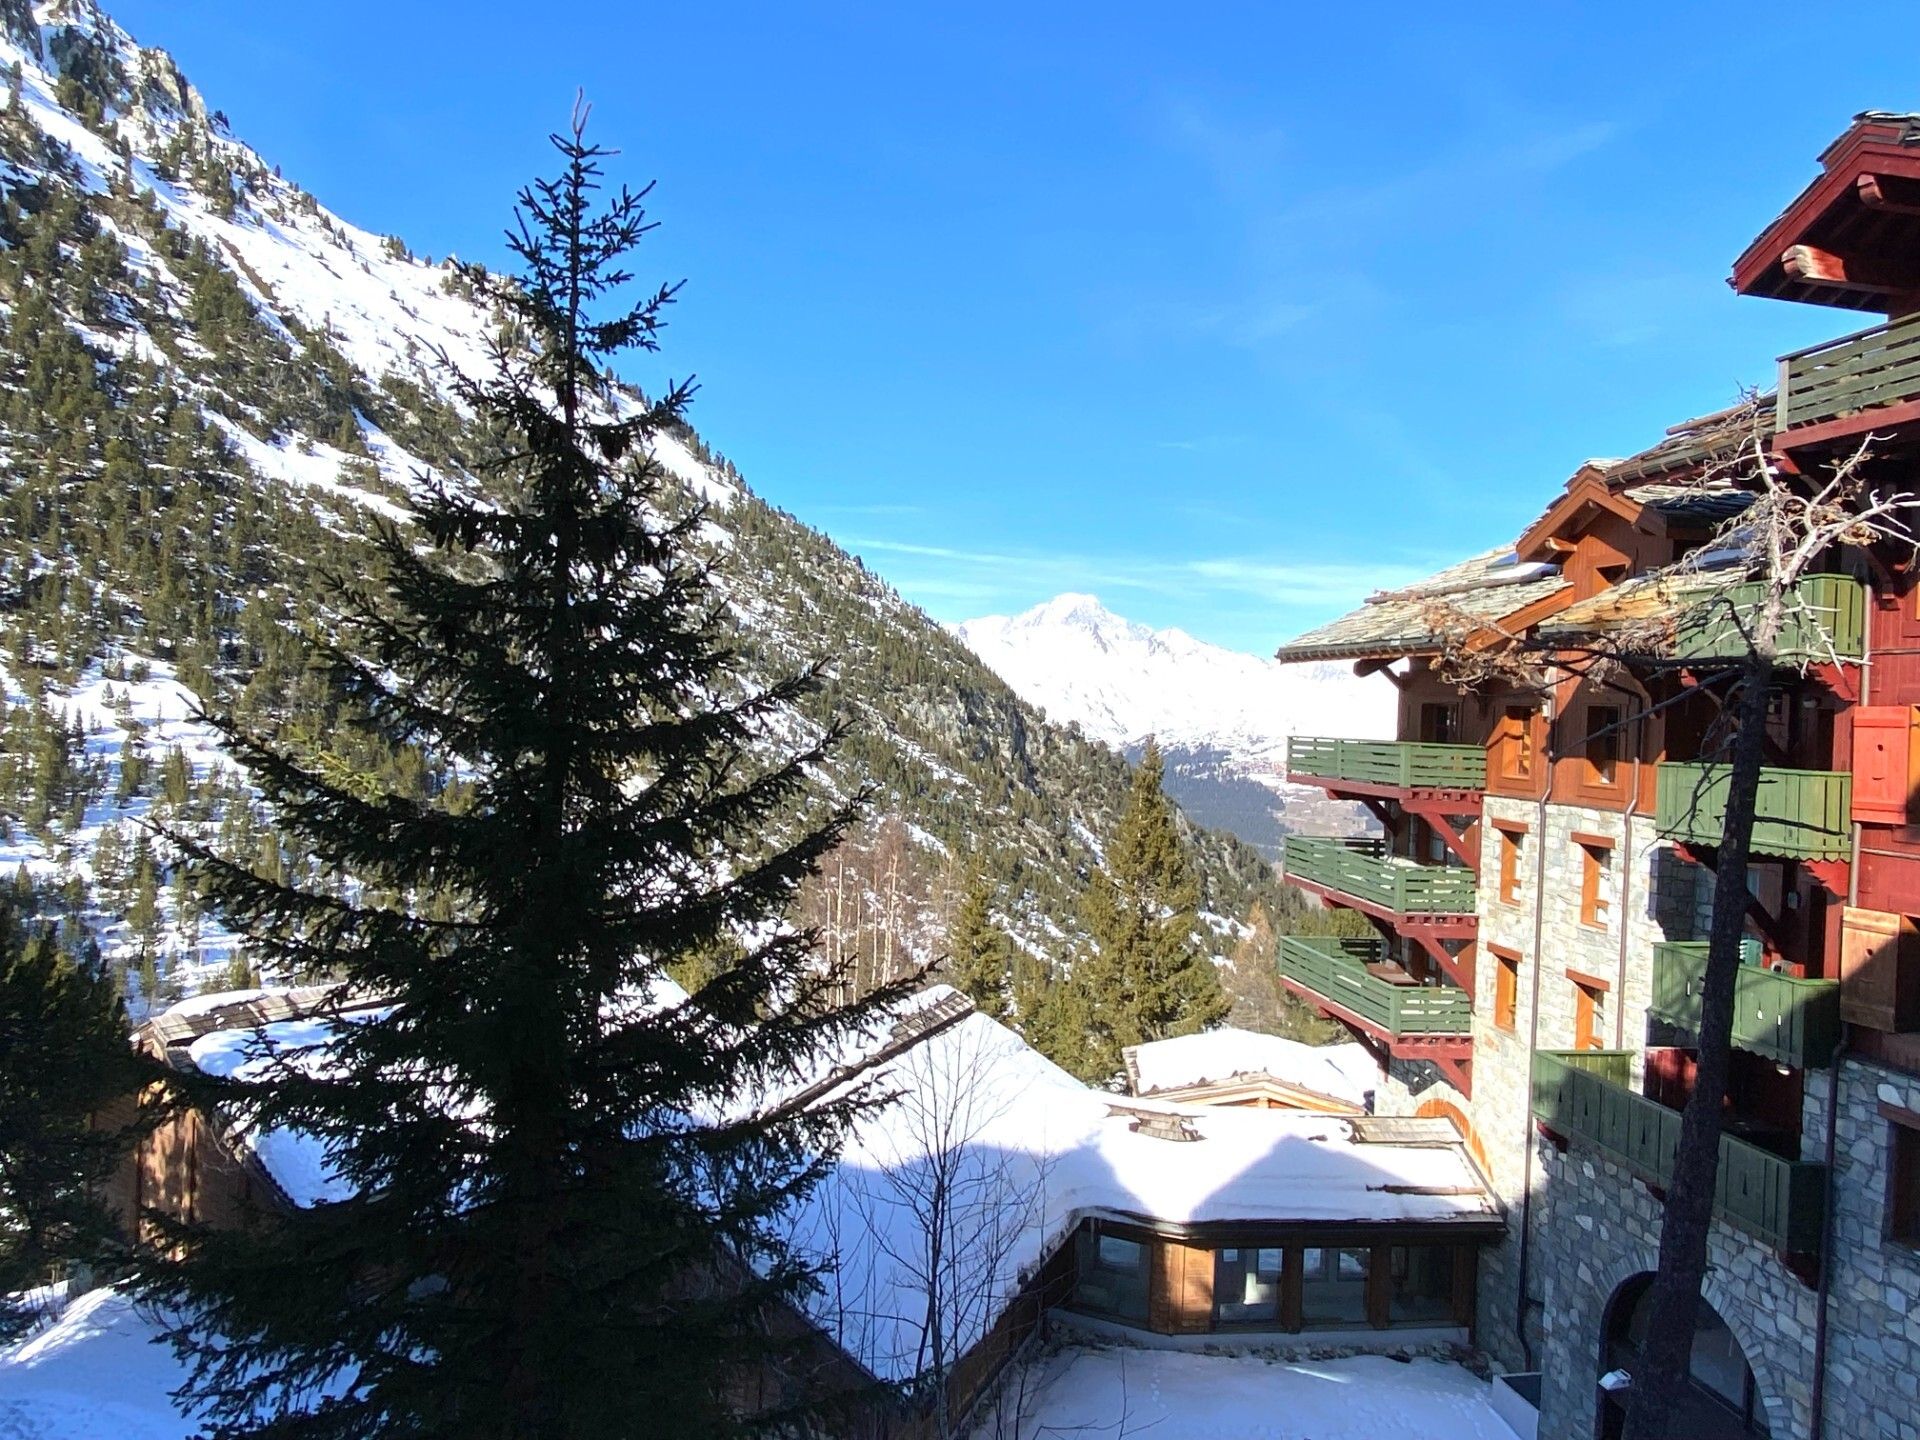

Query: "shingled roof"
left=1536, top=567, right=1746, bottom=644
left=1602, top=396, right=1775, bottom=485
left=1273, top=547, right=1567, bottom=664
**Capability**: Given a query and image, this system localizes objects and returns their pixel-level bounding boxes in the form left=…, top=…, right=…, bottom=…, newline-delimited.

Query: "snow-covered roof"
left=788, top=996, right=1498, bottom=1382
left=1123, top=1028, right=1377, bottom=1107
left=1272, top=547, right=1567, bottom=664
left=161, top=985, right=1498, bottom=1386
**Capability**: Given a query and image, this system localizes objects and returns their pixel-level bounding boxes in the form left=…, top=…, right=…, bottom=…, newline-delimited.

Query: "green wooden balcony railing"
left=1649, top=940, right=1841, bottom=1069
left=1281, top=836, right=1478, bottom=916
left=1670, top=574, right=1865, bottom=664
left=1779, top=310, right=1920, bottom=432
left=1653, top=763, right=1852, bottom=861
left=1276, top=935, right=1473, bottom=1037
left=1531, top=1049, right=1826, bottom=1254
left=1286, top=736, right=1487, bottom=791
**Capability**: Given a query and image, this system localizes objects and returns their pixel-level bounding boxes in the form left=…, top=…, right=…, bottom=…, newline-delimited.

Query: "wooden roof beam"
left=1856, top=172, right=1920, bottom=218
left=1781, top=243, right=1915, bottom=297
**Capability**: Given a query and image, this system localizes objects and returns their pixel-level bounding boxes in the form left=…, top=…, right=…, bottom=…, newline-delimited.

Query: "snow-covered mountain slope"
left=955, top=594, right=1386, bottom=760
left=955, top=595, right=1390, bottom=853
left=0, top=0, right=1291, bottom=1007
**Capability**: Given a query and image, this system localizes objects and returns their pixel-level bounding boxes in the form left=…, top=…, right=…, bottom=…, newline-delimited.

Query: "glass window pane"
left=1214, top=1246, right=1278, bottom=1325
left=1075, top=1230, right=1149, bottom=1324
left=1386, top=1246, right=1455, bottom=1327
left=1689, top=1299, right=1750, bottom=1410
left=1302, top=1246, right=1370, bottom=1329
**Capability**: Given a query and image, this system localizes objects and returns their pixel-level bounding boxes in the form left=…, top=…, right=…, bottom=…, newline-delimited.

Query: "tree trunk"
left=1623, top=653, right=1773, bottom=1439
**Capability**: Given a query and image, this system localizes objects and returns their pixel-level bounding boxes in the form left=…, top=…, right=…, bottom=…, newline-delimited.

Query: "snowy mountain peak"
left=954, top=595, right=1391, bottom=854
left=955, top=595, right=1389, bottom=759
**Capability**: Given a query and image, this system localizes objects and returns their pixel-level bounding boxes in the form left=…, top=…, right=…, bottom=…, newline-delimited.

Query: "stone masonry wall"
left=1465, top=795, right=1703, bottom=1375
left=1801, top=1057, right=1920, bottom=1439
left=1479, top=797, right=1920, bottom=1440
left=1531, top=1053, right=1920, bottom=1439
left=1532, top=1131, right=1812, bottom=1438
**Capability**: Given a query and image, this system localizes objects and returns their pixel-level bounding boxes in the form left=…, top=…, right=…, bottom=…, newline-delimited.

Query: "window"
left=1420, top=703, right=1459, bottom=744
left=1386, top=1246, right=1455, bottom=1327
left=1074, top=1229, right=1149, bottom=1323
left=1585, top=704, right=1622, bottom=786
left=1213, top=1246, right=1283, bottom=1325
left=1496, top=826, right=1523, bottom=905
left=1574, top=977, right=1609, bottom=1051
left=1300, top=1246, right=1370, bottom=1330
left=1492, top=947, right=1521, bottom=1032
left=1885, top=1104, right=1920, bottom=1246
left=1496, top=705, right=1535, bottom=782
left=1578, top=837, right=1614, bottom=929
left=1607, top=1277, right=1769, bottom=1435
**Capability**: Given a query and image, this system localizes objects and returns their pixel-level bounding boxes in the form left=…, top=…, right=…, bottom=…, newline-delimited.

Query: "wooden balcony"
left=1779, top=311, right=1920, bottom=441
left=1286, top=736, right=1486, bottom=796
left=1653, top=763, right=1852, bottom=862
left=1281, top=836, right=1477, bottom=929
left=1649, top=940, right=1841, bottom=1069
left=1277, top=936, right=1473, bottom=1043
left=1670, top=575, right=1865, bottom=665
left=1531, top=1049, right=1826, bottom=1254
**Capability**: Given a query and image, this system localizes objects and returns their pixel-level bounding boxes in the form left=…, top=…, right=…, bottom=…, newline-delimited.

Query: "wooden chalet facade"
left=1269, top=112, right=1920, bottom=1440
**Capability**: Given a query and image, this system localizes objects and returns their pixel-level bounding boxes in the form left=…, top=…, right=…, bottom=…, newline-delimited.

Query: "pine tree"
left=1074, top=739, right=1229, bottom=1082
left=0, top=905, right=147, bottom=1337
left=1012, top=950, right=1095, bottom=1078
left=944, top=870, right=1013, bottom=1019
left=140, top=112, right=909, bottom=1439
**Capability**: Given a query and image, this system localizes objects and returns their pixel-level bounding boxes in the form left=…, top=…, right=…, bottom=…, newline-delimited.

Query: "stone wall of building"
left=1531, top=1130, right=1812, bottom=1438
left=1463, top=795, right=1706, bottom=1375
left=1524, top=1043, right=1920, bottom=1439
left=1803, top=1055, right=1920, bottom=1440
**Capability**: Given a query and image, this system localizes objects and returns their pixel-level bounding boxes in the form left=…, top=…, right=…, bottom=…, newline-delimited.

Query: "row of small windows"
left=1493, top=823, right=1614, bottom=928
left=1072, top=1230, right=1461, bottom=1334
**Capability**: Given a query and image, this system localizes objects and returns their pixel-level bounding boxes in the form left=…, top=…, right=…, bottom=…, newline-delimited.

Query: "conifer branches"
left=141, top=113, right=911, bottom=1440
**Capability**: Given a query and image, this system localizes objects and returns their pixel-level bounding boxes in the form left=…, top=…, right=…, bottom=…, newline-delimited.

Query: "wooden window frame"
left=1062, top=1222, right=1480, bottom=1338
left=1882, top=1101, right=1920, bottom=1248
left=1495, top=705, right=1536, bottom=783
left=1495, top=825, right=1524, bottom=905
left=1584, top=703, right=1623, bottom=788
left=1572, top=974, right=1610, bottom=1051
left=1575, top=833, right=1615, bottom=930
left=1491, top=945, right=1521, bottom=1032
left=1419, top=701, right=1461, bottom=745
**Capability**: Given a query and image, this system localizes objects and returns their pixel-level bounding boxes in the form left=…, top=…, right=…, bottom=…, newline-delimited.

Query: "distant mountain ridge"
left=955, top=595, right=1390, bottom=855
left=0, top=0, right=1287, bottom=1002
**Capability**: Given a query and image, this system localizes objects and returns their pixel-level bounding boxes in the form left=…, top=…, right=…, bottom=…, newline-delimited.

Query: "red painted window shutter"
left=1851, top=705, right=1919, bottom=825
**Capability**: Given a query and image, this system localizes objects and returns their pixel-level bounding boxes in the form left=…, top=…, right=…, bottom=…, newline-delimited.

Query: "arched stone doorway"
left=1597, top=1274, right=1773, bottom=1438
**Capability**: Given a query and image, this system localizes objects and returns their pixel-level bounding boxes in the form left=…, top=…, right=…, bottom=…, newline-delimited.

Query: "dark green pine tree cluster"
left=139, top=116, right=912, bottom=1440
left=1005, top=740, right=1231, bottom=1083
left=0, top=904, right=150, bottom=1337
left=944, top=871, right=1015, bottom=1020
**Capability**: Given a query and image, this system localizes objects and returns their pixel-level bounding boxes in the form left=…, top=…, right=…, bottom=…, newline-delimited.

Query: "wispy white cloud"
left=845, top=533, right=1445, bottom=650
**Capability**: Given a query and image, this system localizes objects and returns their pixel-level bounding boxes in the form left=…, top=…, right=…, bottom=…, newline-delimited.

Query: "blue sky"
left=116, top=2, right=1917, bottom=653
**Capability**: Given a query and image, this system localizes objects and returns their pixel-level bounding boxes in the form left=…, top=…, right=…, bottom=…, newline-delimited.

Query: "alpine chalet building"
left=1272, top=113, right=1920, bottom=1440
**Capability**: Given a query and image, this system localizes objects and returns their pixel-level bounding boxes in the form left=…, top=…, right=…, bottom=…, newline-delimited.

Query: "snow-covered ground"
left=988, top=1343, right=1510, bottom=1440
left=0, top=1289, right=195, bottom=1440
left=0, top=1296, right=1513, bottom=1440
left=0, top=654, right=247, bottom=1007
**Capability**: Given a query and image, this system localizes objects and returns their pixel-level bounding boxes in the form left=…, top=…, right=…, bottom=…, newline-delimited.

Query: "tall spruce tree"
left=140, top=112, right=909, bottom=1439
left=1074, top=739, right=1229, bottom=1082
left=943, top=871, right=1013, bottom=1019
left=0, top=906, right=145, bottom=1337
